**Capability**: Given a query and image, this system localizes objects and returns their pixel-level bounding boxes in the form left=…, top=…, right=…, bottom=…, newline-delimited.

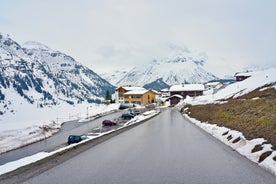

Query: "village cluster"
left=114, top=71, right=249, bottom=107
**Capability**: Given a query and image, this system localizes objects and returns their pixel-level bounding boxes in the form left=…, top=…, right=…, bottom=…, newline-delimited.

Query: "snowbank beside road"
left=0, top=122, right=60, bottom=154
left=0, top=103, right=119, bottom=154
left=184, top=115, right=276, bottom=175
left=0, top=109, right=160, bottom=176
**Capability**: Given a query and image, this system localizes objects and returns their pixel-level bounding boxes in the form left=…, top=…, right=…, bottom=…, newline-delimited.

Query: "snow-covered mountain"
left=100, top=68, right=129, bottom=86
left=0, top=34, right=114, bottom=115
left=113, top=51, right=218, bottom=90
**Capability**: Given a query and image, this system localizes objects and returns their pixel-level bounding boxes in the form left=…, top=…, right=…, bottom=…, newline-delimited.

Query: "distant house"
left=169, top=84, right=205, bottom=98
left=160, top=88, right=170, bottom=98
left=115, top=86, right=146, bottom=104
left=204, top=81, right=223, bottom=91
left=123, top=89, right=157, bottom=105
left=115, top=86, right=157, bottom=105
left=166, top=94, right=183, bottom=106
left=234, top=72, right=251, bottom=81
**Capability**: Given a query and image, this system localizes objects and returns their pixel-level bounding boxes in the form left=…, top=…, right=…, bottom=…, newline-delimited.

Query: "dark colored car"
left=67, top=135, right=86, bottom=145
left=122, top=113, right=135, bottom=120
left=119, top=104, right=131, bottom=110
left=102, top=120, right=117, bottom=126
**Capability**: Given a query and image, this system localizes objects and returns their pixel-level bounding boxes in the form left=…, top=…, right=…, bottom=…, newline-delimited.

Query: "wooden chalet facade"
left=123, top=90, right=157, bottom=105
left=169, top=84, right=205, bottom=98
left=115, top=86, right=157, bottom=105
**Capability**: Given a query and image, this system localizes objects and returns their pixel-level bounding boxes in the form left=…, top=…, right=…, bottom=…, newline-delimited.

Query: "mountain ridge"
left=0, top=34, right=115, bottom=115
left=102, top=51, right=218, bottom=90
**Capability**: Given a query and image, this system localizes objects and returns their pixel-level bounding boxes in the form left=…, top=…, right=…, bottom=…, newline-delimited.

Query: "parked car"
left=119, top=104, right=131, bottom=110
left=122, top=113, right=135, bottom=120
left=133, top=109, right=140, bottom=115
left=102, top=120, right=117, bottom=126
left=67, top=135, right=87, bottom=145
left=145, top=103, right=155, bottom=109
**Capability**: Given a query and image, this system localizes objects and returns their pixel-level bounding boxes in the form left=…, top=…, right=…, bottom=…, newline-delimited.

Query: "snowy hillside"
left=114, top=51, right=218, bottom=88
left=0, top=34, right=115, bottom=116
left=184, top=67, right=276, bottom=105
left=100, top=68, right=129, bottom=86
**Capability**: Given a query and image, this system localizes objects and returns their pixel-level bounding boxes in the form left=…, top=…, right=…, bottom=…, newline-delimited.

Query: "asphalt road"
left=23, top=109, right=276, bottom=184
left=0, top=111, right=124, bottom=165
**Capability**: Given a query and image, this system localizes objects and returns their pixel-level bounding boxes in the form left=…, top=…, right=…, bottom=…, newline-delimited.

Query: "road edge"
left=0, top=110, right=161, bottom=184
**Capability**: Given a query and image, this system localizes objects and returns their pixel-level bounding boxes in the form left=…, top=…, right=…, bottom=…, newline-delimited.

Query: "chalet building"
left=115, top=86, right=157, bottom=105
left=166, top=94, right=183, bottom=106
left=160, top=88, right=170, bottom=97
left=123, top=89, right=157, bottom=105
left=234, top=72, right=251, bottom=81
left=115, top=86, right=146, bottom=104
left=169, top=84, right=205, bottom=98
left=165, top=84, right=204, bottom=106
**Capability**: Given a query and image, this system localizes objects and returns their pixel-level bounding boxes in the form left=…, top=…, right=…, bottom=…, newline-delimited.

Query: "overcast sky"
left=1, top=0, right=276, bottom=76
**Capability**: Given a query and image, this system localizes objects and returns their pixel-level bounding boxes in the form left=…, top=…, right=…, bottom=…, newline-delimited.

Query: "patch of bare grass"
left=232, top=137, right=241, bottom=143
left=252, top=144, right=263, bottom=153
left=259, top=151, right=273, bottom=163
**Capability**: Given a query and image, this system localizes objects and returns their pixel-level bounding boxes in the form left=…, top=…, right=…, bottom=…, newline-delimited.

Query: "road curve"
left=23, top=109, right=276, bottom=184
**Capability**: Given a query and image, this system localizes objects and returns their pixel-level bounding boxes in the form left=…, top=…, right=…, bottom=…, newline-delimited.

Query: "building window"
left=125, top=95, right=129, bottom=99
left=131, top=95, right=141, bottom=99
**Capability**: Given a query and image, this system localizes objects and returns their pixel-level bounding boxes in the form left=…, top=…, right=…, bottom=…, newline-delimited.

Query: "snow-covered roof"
left=124, top=90, right=148, bottom=95
left=204, top=82, right=222, bottom=86
left=117, top=86, right=146, bottom=91
left=152, top=89, right=159, bottom=94
left=234, top=72, right=252, bottom=77
left=169, top=84, right=205, bottom=92
left=168, top=94, right=184, bottom=99
left=161, top=88, right=169, bottom=92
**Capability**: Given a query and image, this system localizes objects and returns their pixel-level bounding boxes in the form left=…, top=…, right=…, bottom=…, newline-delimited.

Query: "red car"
left=102, top=120, right=117, bottom=126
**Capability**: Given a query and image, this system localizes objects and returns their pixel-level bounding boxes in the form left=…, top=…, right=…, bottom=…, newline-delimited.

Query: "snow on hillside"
left=0, top=33, right=117, bottom=153
left=100, top=68, right=129, bottom=86
left=0, top=34, right=115, bottom=117
left=184, top=67, right=276, bottom=105
left=116, top=51, right=218, bottom=88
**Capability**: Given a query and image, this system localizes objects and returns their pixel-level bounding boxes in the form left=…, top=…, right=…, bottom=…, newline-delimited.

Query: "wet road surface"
left=23, top=109, right=276, bottom=184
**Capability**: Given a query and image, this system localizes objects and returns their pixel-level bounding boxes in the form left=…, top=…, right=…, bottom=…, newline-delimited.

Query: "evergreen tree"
left=105, top=90, right=111, bottom=101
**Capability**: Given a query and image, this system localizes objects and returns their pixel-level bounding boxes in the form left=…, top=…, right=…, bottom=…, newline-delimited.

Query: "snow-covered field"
left=0, top=103, right=120, bottom=154
left=176, top=67, right=276, bottom=175
left=0, top=109, right=159, bottom=176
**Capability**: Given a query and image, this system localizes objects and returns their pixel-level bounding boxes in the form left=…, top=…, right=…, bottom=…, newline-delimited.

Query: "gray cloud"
left=1, top=0, right=276, bottom=76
